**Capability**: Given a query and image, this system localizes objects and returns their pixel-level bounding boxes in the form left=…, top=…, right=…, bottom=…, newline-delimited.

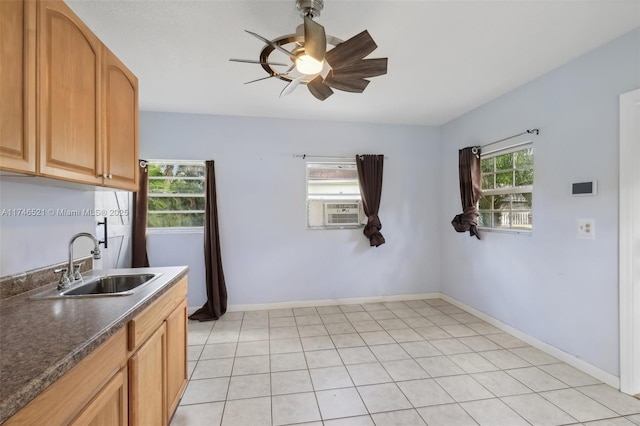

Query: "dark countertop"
left=0, top=266, right=189, bottom=424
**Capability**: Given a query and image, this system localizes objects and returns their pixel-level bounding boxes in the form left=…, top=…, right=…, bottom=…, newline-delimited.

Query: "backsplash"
left=0, top=257, right=93, bottom=300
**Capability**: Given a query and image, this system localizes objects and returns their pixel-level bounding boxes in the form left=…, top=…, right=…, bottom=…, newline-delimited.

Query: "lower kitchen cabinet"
left=70, top=367, right=128, bottom=426
left=127, top=277, right=188, bottom=426
left=128, top=297, right=187, bottom=425
left=4, top=328, right=128, bottom=425
left=166, top=299, right=188, bottom=419
left=129, top=323, right=166, bottom=425
left=5, top=277, right=188, bottom=425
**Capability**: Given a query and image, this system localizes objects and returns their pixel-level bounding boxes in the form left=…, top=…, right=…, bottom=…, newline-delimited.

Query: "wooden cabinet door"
left=37, top=0, right=103, bottom=185
left=129, top=323, right=166, bottom=426
left=166, top=299, right=188, bottom=419
left=0, top=0, right=36, bottom=174
left=103, top=47, right=138, bottom=191
left=70, top=367, right=128, bottom=426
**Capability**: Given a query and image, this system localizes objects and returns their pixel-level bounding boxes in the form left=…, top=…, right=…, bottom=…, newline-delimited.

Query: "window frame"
left=477, top=139, right=534, bottom=234
left=146, top=159, right=206, bottom=232
left=305, top=161, right=365, bottom=230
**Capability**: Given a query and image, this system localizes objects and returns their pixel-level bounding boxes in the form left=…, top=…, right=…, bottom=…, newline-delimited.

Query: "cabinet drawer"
left=128, top=277, right=187, bottom=352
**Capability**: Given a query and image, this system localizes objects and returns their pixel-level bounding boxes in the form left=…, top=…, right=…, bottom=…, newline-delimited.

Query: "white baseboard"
left=189, top=292, right=440, bottom=314
left=440, top=293, right=620, bottom=389
left=227, top=292, right=440, bottom=312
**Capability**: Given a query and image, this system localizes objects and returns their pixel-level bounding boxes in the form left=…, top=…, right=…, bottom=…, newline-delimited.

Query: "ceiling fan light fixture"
left=296, top=54, right=324, bottom=75
left=233, top=0, right=387, bottom=100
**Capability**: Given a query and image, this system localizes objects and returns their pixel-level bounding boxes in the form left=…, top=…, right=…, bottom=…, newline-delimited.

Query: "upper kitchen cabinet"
left=37, top=0, right=103, bottom=186
left=0, top=0, right=139, bottom=191
left=0, top=0, right=36, bottom=174
left=103, top=47, right=139, bottom=191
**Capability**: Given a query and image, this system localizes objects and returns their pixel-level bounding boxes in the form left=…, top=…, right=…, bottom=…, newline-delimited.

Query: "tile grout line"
left=178, top=299, right=640, bottom=426
left=220, top=312, right=242, bottom=426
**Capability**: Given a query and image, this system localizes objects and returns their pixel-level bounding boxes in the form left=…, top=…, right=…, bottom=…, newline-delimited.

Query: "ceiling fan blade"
left=230, top=58, right=289, bottom=67
left=307, top=75, right=334, bottom=101
left=244, top=74, right=282, bottom=84
left=245, top=30, right=298, bottom=61
left=324, top=72, right=370, bottom=93
left=244, top=63, right=294, bottom=85
left=303, top=16, right=326, bottom=61
left=244, top=75, right=276, bottom=84
left=325, top=30, right=378, bottom=70
left=332, top=58, right=388, bottom=79
left=280, top=77, right=304, bottom=98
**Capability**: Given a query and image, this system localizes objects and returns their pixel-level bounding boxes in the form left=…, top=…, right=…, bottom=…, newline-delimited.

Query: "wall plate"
left=572, top=181, right=597, bottom=196
left=576, top=218, right=595, bottom=239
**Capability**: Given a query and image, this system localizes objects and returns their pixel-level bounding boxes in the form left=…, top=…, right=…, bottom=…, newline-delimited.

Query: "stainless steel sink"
left=62, top=274, right=157, bottom=296
left=30, top=273, right=161, bottom=299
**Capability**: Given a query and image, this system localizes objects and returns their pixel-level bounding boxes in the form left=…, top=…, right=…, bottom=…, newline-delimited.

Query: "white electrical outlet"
left=576, top=218, right=595, bottom=239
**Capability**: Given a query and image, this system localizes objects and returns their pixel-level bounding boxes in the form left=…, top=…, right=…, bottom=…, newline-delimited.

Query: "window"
left=147, top=160, right=206, bottom=228
left=478, top=145, right=533, bottom=231
left=306, top=162, right=364, bottom=229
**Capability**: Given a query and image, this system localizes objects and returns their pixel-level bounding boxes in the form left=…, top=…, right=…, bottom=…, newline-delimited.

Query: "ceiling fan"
left=230, top=0, right=388, bottom=101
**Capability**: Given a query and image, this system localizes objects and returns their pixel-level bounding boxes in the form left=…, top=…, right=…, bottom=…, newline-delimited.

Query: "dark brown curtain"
left=189, top=160, right=228, bottom=321
left=131, top=160, right=150, bottom=267
left=356, top=154, right=386, bottom=247
left=451, top=147, right=482, bottom=239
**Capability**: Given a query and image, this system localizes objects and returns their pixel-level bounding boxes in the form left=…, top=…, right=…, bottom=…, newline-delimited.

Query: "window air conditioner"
left=324, top=203, right=361, bottom=226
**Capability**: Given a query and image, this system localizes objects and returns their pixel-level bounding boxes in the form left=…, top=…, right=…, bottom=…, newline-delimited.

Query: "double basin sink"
left=31, top=272, right=161, bottom=299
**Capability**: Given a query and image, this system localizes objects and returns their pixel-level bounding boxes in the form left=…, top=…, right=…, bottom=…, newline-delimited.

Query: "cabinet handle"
left=102, top=173, right=113, bottom=179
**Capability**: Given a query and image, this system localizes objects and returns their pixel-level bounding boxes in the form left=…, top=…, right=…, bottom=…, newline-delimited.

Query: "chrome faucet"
left=57, top=232, right=102, bottom=289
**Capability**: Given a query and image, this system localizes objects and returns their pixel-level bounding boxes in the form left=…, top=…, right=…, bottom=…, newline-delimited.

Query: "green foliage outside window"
left=478, top=147, right=533, bottom=230
left=147, top=162, right=206, bottom=228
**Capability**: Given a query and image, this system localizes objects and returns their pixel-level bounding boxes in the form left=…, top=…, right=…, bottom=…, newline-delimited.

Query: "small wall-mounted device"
left=572, top=181, right=597, bottom=196
left=576, top=218, right=596, bottom=239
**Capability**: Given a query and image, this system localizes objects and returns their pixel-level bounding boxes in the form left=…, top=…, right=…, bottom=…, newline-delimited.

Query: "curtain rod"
left=293, top=154, right=388, bottom=160
left=471, top=129, right=539, bottom=155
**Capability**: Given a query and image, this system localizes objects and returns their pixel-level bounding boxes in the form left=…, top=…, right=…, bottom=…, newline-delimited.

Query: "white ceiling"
left=67, top=0, right=640, bottom=126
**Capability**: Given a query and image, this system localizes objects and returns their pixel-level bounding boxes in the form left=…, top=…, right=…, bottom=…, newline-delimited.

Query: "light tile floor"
left=171, top=299, right=640, bottom=426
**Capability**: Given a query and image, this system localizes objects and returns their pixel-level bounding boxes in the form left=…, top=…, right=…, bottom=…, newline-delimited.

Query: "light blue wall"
left=440, top=29, right=640, bottom=376
left=0, top=179, right=96, bottom=275
left=140, top=114, right=443, bottom=307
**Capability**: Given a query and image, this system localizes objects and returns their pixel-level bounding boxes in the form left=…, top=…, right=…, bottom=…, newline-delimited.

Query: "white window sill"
left=147, top=227, right=204, bottom=235
left=478, top=227, right=532, bottom=236
left=307, top=225, right=365, bottom=231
